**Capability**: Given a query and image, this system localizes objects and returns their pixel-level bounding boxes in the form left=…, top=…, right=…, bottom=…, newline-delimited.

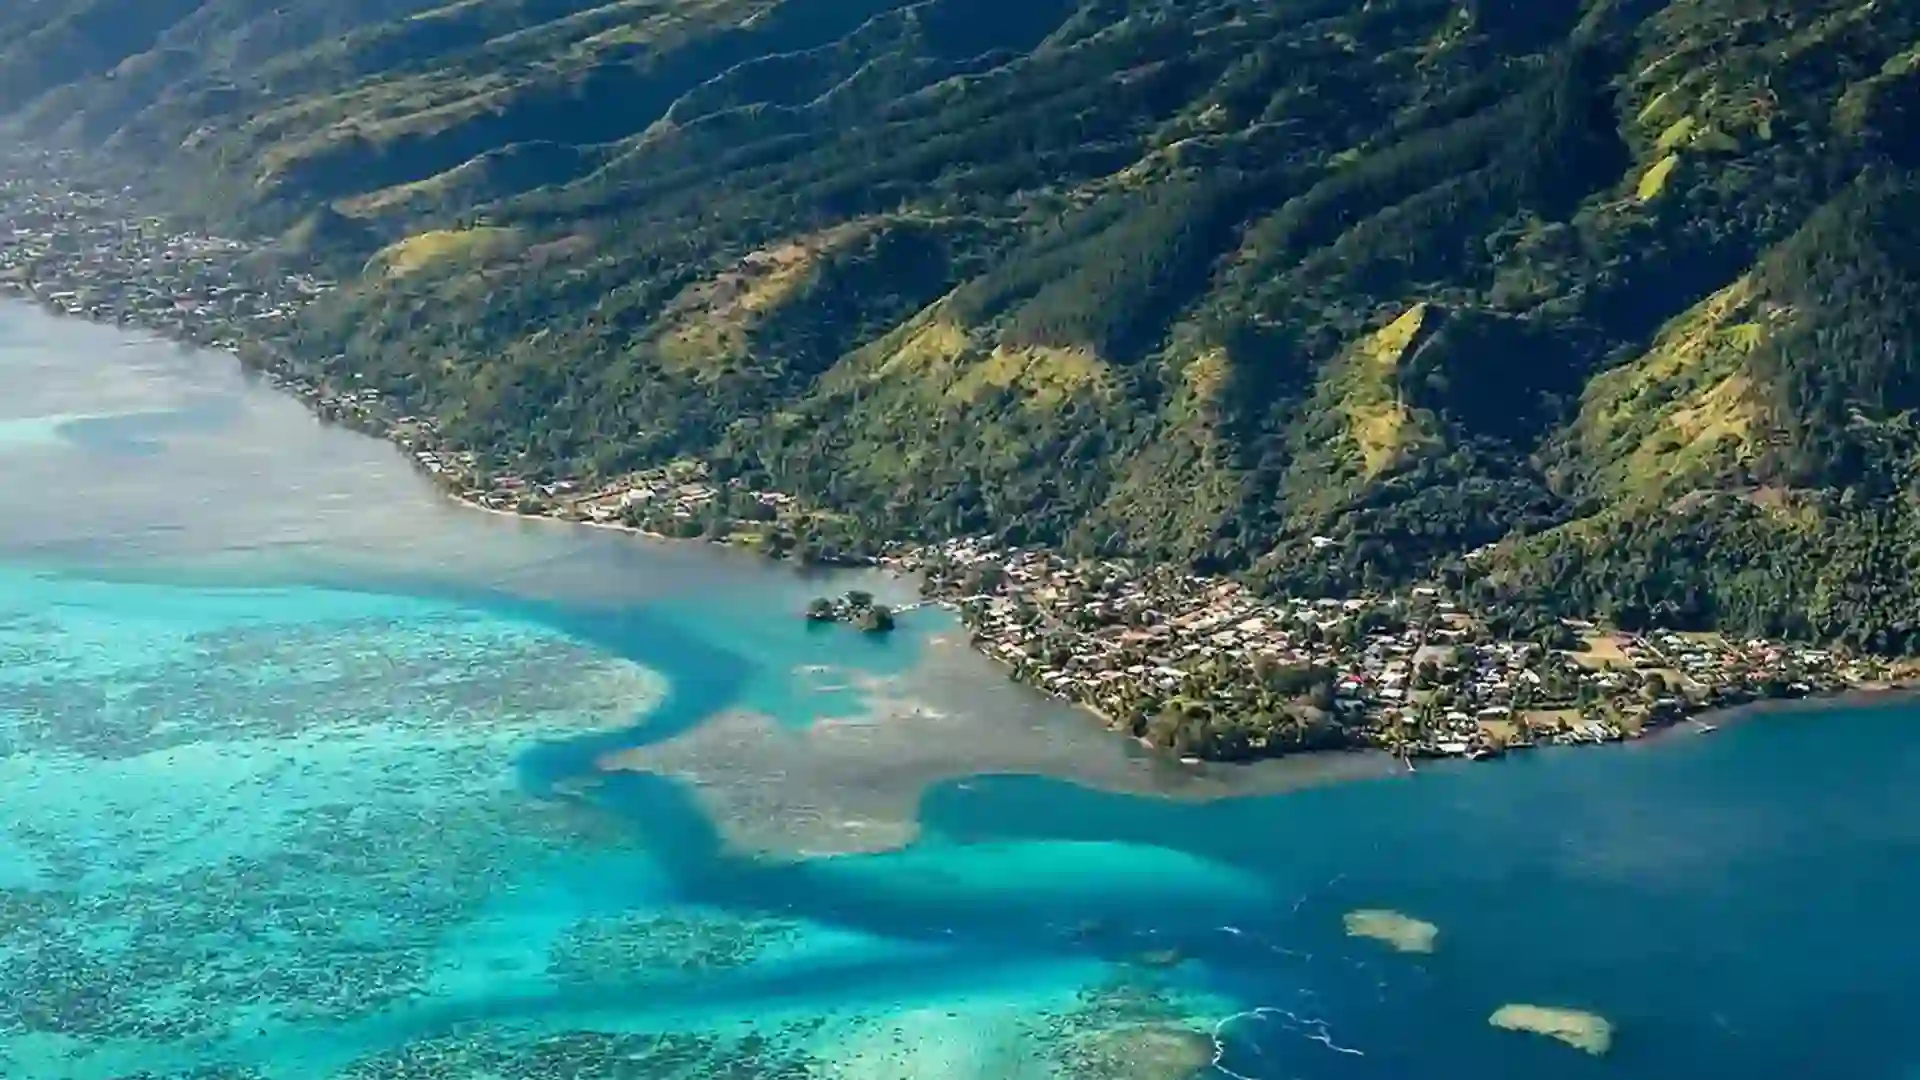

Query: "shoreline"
left=6, top=293, right=1915, bottom=775
left=813, top=600, right=1913, bottom=776
left=1686, top=681, right=1920, bottom=730
left=448, top=488, right=677, bottom=546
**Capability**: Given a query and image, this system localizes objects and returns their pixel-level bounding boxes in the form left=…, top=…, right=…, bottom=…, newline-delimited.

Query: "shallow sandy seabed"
left=598, top=638, right=1395, bottom=857
left=804, top=974, right=1225, bottom=1080
left=1487, top=1003, right=1614, bottom=1055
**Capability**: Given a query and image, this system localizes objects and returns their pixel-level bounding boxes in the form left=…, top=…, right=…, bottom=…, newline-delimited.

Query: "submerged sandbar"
left=594, top=636, right=1394, bottom=857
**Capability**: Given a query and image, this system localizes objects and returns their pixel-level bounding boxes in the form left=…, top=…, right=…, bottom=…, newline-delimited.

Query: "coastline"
left=1686, top=681, right=1920, bottom=731
left=448, top=488, right=676, bottom=545
left=7, top=285, right=1916, bottom=776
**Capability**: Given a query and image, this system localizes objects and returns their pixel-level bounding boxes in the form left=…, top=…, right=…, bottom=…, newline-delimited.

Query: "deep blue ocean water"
left=4, top=300, right=1920, bottom=1080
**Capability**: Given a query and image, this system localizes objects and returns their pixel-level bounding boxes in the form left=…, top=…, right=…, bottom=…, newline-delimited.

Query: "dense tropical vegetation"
left=5, top=0, right=1920, bottom=649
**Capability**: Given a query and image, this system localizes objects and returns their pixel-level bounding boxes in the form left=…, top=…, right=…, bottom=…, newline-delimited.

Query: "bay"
left=2, top=298, right=1918, bottom=1080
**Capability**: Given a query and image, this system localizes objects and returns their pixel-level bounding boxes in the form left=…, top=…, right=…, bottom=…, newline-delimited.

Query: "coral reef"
left=334, top=1027, right=825, bottom=1080
left=0, top=596, right=661, bottom=1048
left=1488, top=1003, right=1614, bottom=1055
left=547, top=910, right=804, bottom=984
left=1342, top=909, right=1439, bottom=954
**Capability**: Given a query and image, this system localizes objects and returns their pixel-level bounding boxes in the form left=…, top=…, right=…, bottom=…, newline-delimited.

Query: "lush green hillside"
left=7, top=0, right=1920, bottom=648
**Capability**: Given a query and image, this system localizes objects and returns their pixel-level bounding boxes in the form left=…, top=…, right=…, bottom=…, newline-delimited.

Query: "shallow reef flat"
left=0, top=565, right=1294, bottom=1080
left=1343, top=909, right=1440, bottom=955
left=0, top=568, right=673, bottom=1075
left=0, top=567, right=667, bottom=761
left=1487, top=1003, right=1614, bottom=1055
left=175, top=964, right=1237, bottom=1080
left=797, top=972, right=1233, bottom=1080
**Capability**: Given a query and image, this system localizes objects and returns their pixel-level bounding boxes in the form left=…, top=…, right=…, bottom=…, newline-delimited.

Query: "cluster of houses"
left=498, top=464, right=802, bottom=538
left=244, top=370, right=762, bottom=534
left=0, top=167, right=328, bottom=351
left=906, top=540, right=1892, bottom=762
left=445, top=458, right=808, bottom=543
left=0, top=162, right=740, bottom=541
left=1582, top=627, right=1894, bottom=704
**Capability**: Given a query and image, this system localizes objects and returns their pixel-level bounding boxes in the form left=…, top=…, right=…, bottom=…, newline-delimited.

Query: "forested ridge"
left=6, top=0, right=1920, bottom=649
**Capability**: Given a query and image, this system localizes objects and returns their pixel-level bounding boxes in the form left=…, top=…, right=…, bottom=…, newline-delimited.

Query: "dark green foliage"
left=1396, top=309, right=1589, bottom=445
left=1840, top=65, right=1920, bottom=167
left=268, top=206, right=385, bottom=272
left=0, top=0, right=205, bottom=108
left=980, top=178, right=1257, bottom=362
left=1512, top=42, right=1631, bottom=218
left=1465, top=0, right=1585, bottom=51
left=1477, top=492, right=1920, bottom=655
left=9, top=0, right=1920, bottom=650
left=1749, top=170, right=1920, bottom=489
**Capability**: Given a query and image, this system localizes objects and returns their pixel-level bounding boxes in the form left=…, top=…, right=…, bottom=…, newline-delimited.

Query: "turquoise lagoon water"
left=3, top=300, right=1920, bottom=1080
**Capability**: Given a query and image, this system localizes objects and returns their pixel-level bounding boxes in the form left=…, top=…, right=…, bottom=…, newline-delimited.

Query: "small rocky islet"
left=802, top=588, right=900, bottom=633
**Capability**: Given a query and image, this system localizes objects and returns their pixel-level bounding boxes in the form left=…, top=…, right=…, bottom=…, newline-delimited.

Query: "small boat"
left=1692, top=720, right=1719, bottom=734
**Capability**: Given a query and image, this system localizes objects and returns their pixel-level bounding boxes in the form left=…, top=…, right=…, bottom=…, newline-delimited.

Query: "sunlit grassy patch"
left=368, top=227, right=524, bottom=277
left=1637, top=153, right=1680, bottom=200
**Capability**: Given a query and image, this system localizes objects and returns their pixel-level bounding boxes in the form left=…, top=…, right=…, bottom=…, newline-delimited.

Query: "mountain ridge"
left=6, top=0, right=1920, bottom=649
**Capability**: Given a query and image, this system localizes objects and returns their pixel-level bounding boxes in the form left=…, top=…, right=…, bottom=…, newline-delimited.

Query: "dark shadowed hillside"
left=6, top=0, right=1920, bottom=648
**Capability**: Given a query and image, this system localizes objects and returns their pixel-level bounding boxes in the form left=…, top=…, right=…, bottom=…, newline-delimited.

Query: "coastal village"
left=898, top=542, right=1902, bottom=762
left=0, top=163, right=330, bottom=349
left=3, top=148, right=1911, bottom=767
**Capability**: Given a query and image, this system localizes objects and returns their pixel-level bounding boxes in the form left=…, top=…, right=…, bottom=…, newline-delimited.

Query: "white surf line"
left=1225, top=871, right=1363, bottom=965
left=1210, top=1006, right=1364, bottom=1080
left=1214, top=924, right=1311, bottom=963
left=1287, top=873, right=1346, bottom=917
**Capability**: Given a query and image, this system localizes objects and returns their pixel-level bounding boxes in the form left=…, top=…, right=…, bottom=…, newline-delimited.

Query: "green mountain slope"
left=6, top=0, right=1920, bottom=647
